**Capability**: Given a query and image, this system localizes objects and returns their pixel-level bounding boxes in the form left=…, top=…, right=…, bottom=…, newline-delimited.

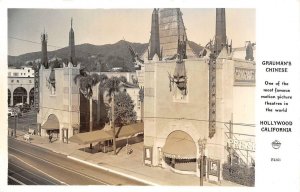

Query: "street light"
left=198, top=138, right=207, bottom=186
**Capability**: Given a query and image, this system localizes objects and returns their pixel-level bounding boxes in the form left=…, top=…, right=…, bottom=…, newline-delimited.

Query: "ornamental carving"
left=209, top=53, right=217, bottom=138
left=234, top=67, right=255, bottom=83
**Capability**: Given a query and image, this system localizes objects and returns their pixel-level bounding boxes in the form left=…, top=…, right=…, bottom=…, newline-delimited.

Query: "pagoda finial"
left=71, top=17, right=73, bottom=28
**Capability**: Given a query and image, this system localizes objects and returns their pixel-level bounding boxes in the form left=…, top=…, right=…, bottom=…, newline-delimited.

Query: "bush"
left=111, top=91, right=137, bottom=126
left=222, top=163, right=255, bottom=186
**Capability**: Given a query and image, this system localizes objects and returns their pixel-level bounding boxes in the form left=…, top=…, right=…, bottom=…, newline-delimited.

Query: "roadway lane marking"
left=8, top=176, right=26, bottom=185
left=9, top=146, right=109, bottom=185
left=8, top=169, right=39, bottom=184
left=9, top=161, right=58, bottom=185
left=9, top=154, right=67, bottom=185
left=67, top=156, right=159, bottom=186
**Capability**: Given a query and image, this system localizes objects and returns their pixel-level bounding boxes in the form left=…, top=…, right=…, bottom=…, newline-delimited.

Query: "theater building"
left=142, top=8, right=255, bottom=179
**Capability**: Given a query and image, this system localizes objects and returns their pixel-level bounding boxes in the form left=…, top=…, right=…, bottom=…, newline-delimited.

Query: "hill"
left=8, top=40, right=203, bottom=72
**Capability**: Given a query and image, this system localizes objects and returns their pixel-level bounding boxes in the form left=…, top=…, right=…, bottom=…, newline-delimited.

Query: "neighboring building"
left=135, top=64, right=145, bottom=88
left=125, top=86, right=142, bottom=121
left=7, top=66, right=35, bottom=106
left=142, top=8, right=255, bottom=180
left=100, top=71, right=138, bottom=85
left=8, top=66, right=35, bottom=78
left=231, top=42, right=256, bottom=61
left=91, top=72, right=142, bottom=121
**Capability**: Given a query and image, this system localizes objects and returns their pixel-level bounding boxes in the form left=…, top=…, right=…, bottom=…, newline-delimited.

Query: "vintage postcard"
left=1, top=0, right=300, bottom=192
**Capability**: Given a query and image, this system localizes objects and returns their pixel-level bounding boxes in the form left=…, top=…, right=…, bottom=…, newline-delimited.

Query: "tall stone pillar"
left=149, top=8, right=160, bottom=60
left=215, top=8, right=227, bottom=55
left=27, top=91, right=30, bottom=104
left=10, top=93, right=13, bottom=106
left=41, top=32, right=48, bottom=69
left=69, top=18, right=76, bottom=66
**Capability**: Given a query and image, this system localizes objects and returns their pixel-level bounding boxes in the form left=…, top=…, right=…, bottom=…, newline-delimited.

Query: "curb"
left=67, top=155, right=160, bottom=186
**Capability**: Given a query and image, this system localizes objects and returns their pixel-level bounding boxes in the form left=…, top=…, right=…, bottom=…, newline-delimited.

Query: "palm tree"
left=97, top=73, right=108, bottom=125
left=139, top=87, right=144, bottom=122
left=74, top=68, right=100, bottom=149
left=104, top=76, right=125, bottom=155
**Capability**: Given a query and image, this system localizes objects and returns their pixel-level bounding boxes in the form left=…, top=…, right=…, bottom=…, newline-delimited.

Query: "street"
left=8, top=156, right=62, bottom=185
left=8, top=138, right=146, bottom=185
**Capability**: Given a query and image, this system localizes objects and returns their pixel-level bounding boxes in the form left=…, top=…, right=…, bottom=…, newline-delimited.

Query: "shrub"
left=222, top=163, right=255, bottom=186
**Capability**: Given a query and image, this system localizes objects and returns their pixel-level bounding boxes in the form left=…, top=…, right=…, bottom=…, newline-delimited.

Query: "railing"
left=224, top=122, right=255, bottom=167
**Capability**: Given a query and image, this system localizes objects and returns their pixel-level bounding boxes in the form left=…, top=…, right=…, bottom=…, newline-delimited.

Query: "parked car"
left=15, top=103, right=31, bottom=113
left=8, top=107, right=16, bottom=117
left=8, top=107, right=22, bottom=117
left=21, top=103, right=31, bottom=112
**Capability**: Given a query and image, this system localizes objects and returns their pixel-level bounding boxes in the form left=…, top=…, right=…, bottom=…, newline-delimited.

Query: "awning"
left=69, top=130, right=112, bottom=145
left=162, top=130, right=196, bottom=159
left=41, top=115, right=59, bottom=130
left=108, top=122, right=144, bottom=139
left=69, top=122, right=144, bottom=145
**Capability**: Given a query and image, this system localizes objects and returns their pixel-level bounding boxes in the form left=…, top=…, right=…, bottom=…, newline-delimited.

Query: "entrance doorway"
left=162, top=130, right=197, bottom=173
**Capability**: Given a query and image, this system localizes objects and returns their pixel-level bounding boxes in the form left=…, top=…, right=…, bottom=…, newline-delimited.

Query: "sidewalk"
left=8, top=128, right=242, bottom=186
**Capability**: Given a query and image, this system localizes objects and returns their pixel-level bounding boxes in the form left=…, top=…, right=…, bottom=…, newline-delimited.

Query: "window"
left=16, top=80, right=19, bottom=83
left=29, top=80, right=32, bottom=83
left=11, top=80, right=14, bottom=83
left=13, top=73, right=18, bottom=76
left=28, top=69, right=30, bottom=72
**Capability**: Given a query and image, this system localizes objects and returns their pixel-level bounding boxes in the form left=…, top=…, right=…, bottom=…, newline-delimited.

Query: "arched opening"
left=29, top=88, right=35, bottom=106
left=162, top=130, right=197, bottom=173
left=13, top=87, right=27, bottom=105
left=8, top=89, right=11, bottom=106
left=41, top=114, right=60, bottom=139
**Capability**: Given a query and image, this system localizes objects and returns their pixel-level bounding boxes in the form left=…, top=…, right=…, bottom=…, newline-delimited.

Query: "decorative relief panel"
left=34, top=69, right=39, bottom=112
left=234, top=67, right=256, bottom=84
left=209, top=54, right=217, bottom=138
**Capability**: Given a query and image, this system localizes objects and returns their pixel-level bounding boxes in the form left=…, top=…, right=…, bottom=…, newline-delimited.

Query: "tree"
left=104, top=76, right=126, bottom=155
left=97, top=73, right=108, bottom=126
left=113, top=91, right=137, bottom=126
left=139, top=87, right=144, bottom=122
left=74, top=68, right=100, bottom=149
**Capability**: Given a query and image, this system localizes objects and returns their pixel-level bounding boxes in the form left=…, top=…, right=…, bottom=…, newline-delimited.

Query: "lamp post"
left=198, top=138, right=207, bottom=186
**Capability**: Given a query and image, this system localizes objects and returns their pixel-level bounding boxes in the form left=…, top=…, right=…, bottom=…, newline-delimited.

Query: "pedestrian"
left=49, top=132, right=52, bottom=143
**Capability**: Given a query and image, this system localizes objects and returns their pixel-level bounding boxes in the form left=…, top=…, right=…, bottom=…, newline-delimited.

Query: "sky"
left=8, top=8, right=255, bottom=56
